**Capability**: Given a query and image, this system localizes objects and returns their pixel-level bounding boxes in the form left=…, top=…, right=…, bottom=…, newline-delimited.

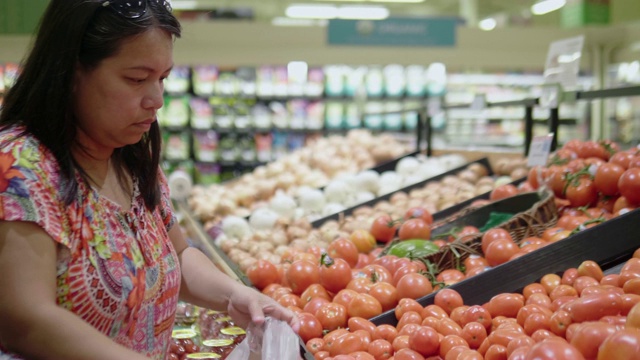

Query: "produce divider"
left=310, top=157, right=493, bottom=228
left=368, top=150, right=420, bottom=173
left=369, top=207, right=640, bottom=326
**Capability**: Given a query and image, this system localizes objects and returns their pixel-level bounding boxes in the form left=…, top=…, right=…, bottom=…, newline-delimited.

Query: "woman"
left=0, top=1, right=298, bottom=359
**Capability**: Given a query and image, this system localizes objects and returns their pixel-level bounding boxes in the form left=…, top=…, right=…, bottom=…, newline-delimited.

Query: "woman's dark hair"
left=0, top=0, right=181, bottom=210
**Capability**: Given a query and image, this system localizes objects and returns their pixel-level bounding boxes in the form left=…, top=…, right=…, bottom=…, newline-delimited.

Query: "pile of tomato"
left=298, top=249, right=640, bottom=360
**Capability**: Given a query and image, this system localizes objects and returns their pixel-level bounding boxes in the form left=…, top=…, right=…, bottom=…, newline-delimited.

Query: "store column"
left=459, top=0, right=479, bottom=27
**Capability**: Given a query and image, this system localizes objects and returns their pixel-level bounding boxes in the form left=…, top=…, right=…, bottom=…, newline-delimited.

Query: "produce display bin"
left=369, top=207, right=640, bottom=326
left=311, top=157, right=493, bottom=228
left=176, top=201, right=252, bottom=286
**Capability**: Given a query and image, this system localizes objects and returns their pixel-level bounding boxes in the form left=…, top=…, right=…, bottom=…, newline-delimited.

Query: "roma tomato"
left=619, top=168, right=640, bottom=205
left=395, top=273, right=433, bottom=300
left=597, top=328, right=640, bottom=360
left=524, top=338, right=584, bottom=360
left=398, top=218, right=431, bottom=240
left=408, top=326, right=440, bottom=357
left=370, top=215, right=400, bottom=243
left=348, top=293, right=383, bottom=319
left=435, top=288, right=465, bottom=315
left=569, top=322, right=617, bottom=359
left=298, top=312, right=324, bottom=343
left=368, top=281, right=399, bottom=312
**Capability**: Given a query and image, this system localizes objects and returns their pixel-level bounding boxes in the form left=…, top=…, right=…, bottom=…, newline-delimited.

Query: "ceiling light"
left=272, top=17, right=328, bottom=26
left=531, top=0, right=566, bottom=15
left=285, top=4, right=389, bottom=20
left=369, top=0, right=425, bottom=3
left=170, top=0, right=198, bottom=10
left=479, top=17, right=496, bottom=31
left=338, top=6, right=389, bottom=19
left=286, top=4, right=339, bottom=19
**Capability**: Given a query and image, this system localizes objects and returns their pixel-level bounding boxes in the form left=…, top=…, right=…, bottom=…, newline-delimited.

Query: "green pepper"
left=387, top=239, right=440, bottom=258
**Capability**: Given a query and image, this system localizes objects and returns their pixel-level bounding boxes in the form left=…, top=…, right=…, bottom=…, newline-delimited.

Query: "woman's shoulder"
left=0, top=125, right=61, bottom=183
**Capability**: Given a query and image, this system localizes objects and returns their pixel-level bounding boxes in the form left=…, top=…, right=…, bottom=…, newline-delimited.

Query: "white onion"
left=322, top=202, right=346, bottom=216
left=354, top=170, right=380, bottom=194
left=324, top=180, right=352, bottom=205
left=269, top=193, right=297, bottom=219
left=221, top=216, right=252, bottom=239
left=396, top=156, right=420, bottom=177
left=248, top=208, right=280, bottom=230
left=299, top=188, right=326, bottom=212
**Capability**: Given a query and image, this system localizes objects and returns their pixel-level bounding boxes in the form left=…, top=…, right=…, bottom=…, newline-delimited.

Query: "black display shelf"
left=369, top=208, right=640, bottom=326
left=310, top=157, right=493, bottom=228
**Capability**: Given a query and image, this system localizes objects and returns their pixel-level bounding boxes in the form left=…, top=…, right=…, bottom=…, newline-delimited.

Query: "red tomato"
left=594, top=162, right=625, bottom=196
left=565, top=178, right=598, bottom=208
left=481, top=228, right=513, bottom=253
left=570, top=322, right=617, bottom=359
left=316, top=302, right=348, bottom=331
left=485, top=239, right=519, bottom=267
left=484, top=344, right=508, bottom=360
left=460, top=305, right=492, bottom=330
left=397, top=311, right=423, bottom=332
left=563, top=292, right=622, bottom=322
left=348, top=293, right=383, bottom=320
left=395, top=298, right=423, bottom=320
left=394, top=348, right=426, bottom=360
left=306, top=338, right=325, bottom=355
left=619, top=168, right=640, bottom=205
left=435, top=288, right=464, bottom=315
left=487, top=293, right=525, bottom=318
left=404, top=206, right=434, bottom=225
left=368, top=281, right=399, bottom=312
left=330, top=332, right=365, bottom=356
left=610, top=151, right=637, bottom=169
left=320, top=256, right=353, bottom=294
left=246, top=259, right=281, bottom=290
left=333, top=288, right=359, bottom=309
left=368, top=339, right=393, bottom=360
left=370, top=215, right=400, bottom=243
left=298, top=312, right=324, bottom=343
left=461, top=321, right=487, bottom=349
left=596, top=328, right=640, bottom=360
left=328, top=238, right=360, bottom=268
left=408, top=325, right=440, bottom=357
left=395, top=273, right=433, bottom=300
left=439, top=335, right=469, bottom=358
left=490, top=184, right=518, bottom=201
left=398, top=218, right=431, bottom=240
left=576, top=260, right=604, bottom=281
left=373, top=324, right=398, bottom=343
left=286, top=259, right=320, bottom=295
left=304, top=297, right=330, bottom=315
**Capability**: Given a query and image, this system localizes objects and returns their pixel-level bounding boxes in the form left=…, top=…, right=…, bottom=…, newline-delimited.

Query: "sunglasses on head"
left=101, top=0, right=172, bottom=19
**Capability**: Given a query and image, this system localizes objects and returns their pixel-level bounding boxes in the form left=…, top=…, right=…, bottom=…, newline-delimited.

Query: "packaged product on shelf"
left=287, top=99, right=307, bottom=129
left=345, top=65, right=368, bottom=97
left=305, top=67, right=325, bottom=97
left=273, top=66, right=288, bottom=97
left=192, top=65, right=218, bottom=97
left=218, top=134, right=239, bottom=163
left=210, top=98, right=234, bottom=129
left=251, top=104, right=272, bottom=130
left=238, top=135, right=256, bottom=163
left=233, top=100, right=253, bottom=130
left=165, top=65, right=191, bottom=95
left=194, top=162, right=221, bottom=185
left=215, top=70, right=239, bottom=96
left=405, top=64, right=426, bottom=97
left=190, top=97, right=214, bottom=130
left=324, top=65, right=346, bottom=97
left=256, top=66, right=275, bottom=97
left=163, top=131, right=191, bottom=161
left=254, top=133, right=273, bottom=163
left=365, top=66, right=384, bottom=98
left=306, top=100, right=325, bottom=130
left=162, top=160, right=194, bottom=183
left=384, top=64, right=406, bottom=97
left=159, top=96, right=190, bottom=128
left=270, top=131, right=289, bottom=160
left=193, top=130, right=218, bottom=162
left=325, top=101, right=345, bottom=130
left=236, top=67, right=257, bottom=98
left=383, top=101, right=404, bottom=131
left=363, top=101, right=384, bottom=130
left=286, top=61, right=306, bottom=97
left=268, top=101, right=289, bottom=129
left=403, top=100, right=421, bottom=131
left=287, top=133, right=306, bottom=151
left=344, top=102, right=362, bottom=129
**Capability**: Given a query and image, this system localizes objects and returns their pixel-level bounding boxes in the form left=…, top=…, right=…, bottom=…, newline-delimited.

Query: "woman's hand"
left=226, top=284, right=300, bottom=333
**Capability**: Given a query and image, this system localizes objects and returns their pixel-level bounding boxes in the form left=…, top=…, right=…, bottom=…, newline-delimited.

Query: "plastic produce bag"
left=226, top=317, right=299, bottom=360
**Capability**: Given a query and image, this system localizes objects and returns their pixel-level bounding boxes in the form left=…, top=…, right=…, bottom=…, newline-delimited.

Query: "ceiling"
left=170, top=0, right=544, bottom=25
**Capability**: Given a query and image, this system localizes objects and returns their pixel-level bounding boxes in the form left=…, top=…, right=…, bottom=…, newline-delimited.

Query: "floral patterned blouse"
left=0, top=126, right=181, bottom=360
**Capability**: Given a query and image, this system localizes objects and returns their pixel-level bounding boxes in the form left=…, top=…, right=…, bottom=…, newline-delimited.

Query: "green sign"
left=561, top=0, right=610, bottom=28
left=327, top=17, right=458, bottom=47
left=0, top=0, right=48, bottom=34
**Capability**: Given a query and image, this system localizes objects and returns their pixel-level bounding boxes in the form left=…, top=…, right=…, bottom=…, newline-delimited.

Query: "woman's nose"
left=142, top=82, right=164, bottom=110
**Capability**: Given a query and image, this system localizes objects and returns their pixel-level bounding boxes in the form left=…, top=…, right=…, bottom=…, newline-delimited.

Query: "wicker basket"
left=424, top=189, right=558, bottom=273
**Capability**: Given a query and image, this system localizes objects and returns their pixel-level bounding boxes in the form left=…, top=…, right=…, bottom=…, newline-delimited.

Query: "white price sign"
left=527, top=134, right=555, bottom=167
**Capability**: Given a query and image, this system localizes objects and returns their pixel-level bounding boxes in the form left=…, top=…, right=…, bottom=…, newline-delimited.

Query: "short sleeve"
left=157, top=168, right=177, bottom=232
left=0, top=135, right=71, bottom=248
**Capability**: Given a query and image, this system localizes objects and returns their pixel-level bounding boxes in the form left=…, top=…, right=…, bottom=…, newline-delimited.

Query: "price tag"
left=471, top=94, right=487, bottom=111
left=527, top=134, right=554, bottom=167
